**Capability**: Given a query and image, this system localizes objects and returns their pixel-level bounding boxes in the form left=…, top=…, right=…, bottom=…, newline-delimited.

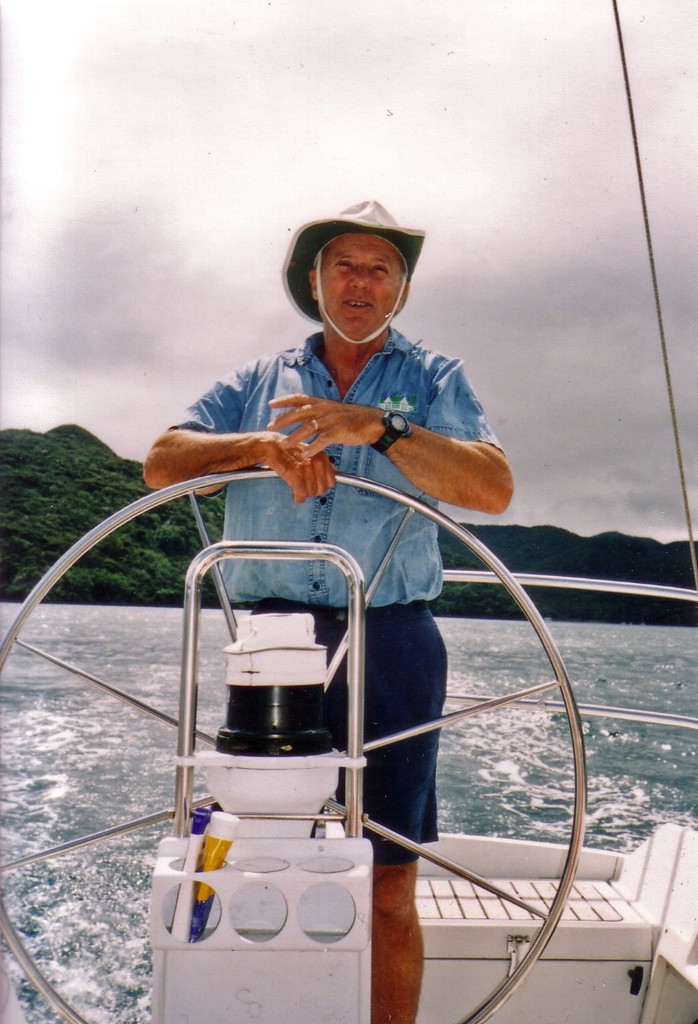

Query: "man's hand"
left=268, top=394, right=384, bottom=456
left=260, top=434, right=336, bottom=504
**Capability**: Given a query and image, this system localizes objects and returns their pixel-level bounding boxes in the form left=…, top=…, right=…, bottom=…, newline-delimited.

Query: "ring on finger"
left=312, top=418, right=319, bottom=432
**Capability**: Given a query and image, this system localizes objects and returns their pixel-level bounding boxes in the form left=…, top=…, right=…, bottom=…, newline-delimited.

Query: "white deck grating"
left=416, top=878, right=629, bottom=924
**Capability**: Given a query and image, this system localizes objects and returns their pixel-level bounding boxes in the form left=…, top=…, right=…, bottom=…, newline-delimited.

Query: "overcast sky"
left=2, top=0, right=696, bottom=542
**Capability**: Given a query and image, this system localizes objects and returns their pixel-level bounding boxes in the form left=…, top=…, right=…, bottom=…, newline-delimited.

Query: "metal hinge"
left=507, top=934, right=531, bottom=977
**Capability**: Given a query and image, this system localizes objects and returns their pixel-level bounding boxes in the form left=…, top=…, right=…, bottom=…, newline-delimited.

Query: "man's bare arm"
left=143, top=429, right=336, bottom=504
left=268, top=395, right=513, bottom=514
left=384, top=428, right=513, bottom=514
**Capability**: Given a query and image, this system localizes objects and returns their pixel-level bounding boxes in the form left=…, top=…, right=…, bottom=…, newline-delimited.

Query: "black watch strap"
left=371, top=411, right=412, bottom=454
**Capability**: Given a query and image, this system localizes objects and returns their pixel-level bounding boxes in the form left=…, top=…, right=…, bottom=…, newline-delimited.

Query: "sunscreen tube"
left=170, top=806, right=213, bottom=942
left=189, top=811, right=240, bottom=942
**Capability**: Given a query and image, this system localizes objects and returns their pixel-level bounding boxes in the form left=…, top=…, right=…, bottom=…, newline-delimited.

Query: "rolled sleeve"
left=176, top=371, right=248, bottom=434
left=423, top=356, right=501, bottom=446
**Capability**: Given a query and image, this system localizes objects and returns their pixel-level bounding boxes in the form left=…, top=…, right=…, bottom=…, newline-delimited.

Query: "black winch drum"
left=215, top=613, right=332, bottom=756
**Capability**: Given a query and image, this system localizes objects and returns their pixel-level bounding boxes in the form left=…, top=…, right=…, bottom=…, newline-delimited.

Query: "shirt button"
left=313, top=535, right=322, bottom=543
left=311, top=582, right=321, bottom=591
left=319, top=496, right=328, bottom=505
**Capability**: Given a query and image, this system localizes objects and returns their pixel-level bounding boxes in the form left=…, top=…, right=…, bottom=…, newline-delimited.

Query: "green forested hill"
left=0, top=426, right=695, bottom=624
left=0, top=425, right=225, bottom=606
left=435, top=525, right=696, bottom=625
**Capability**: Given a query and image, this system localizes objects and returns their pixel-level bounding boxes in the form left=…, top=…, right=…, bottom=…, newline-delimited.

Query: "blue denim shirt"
left=178, top=329, right=500, bottom=607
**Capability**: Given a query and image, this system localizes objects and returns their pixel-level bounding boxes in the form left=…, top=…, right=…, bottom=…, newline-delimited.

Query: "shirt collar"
left=282, top=328, right=411, bottom=367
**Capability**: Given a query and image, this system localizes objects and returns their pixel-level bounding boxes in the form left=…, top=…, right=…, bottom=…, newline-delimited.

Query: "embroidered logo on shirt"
left=378, top=394, right=417, bottom=413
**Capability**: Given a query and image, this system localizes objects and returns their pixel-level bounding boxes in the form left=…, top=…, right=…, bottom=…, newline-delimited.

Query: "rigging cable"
left=611, top=0, right=698, bottom=595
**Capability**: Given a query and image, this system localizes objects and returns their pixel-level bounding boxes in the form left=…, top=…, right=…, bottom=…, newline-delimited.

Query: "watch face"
left=389, top=413, right=408, bottom=432
left=372, top=410, right=411, bottom=452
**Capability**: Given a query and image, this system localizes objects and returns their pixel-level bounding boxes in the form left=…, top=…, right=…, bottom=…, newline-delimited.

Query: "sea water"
left=1, top=603, right=696, bottom=1023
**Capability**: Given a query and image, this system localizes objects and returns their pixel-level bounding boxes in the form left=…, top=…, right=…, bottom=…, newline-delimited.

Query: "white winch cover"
left=224, top=613, right=327, bottom=687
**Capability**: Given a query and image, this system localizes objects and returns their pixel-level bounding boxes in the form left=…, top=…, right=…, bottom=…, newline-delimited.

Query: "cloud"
left=2, top=0, right=695, bottom=542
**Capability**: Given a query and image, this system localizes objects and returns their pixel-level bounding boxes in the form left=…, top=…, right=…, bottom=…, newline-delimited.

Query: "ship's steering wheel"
left=0, top=472, right=586, bottom=1024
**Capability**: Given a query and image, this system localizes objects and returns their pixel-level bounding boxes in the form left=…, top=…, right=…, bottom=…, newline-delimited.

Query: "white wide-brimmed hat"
left=284, top=201, right=426, bottom=322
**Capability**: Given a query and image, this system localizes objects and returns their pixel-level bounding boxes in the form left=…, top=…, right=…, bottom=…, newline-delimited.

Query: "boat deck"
left=414, top=828, right=698, bottom=1023
left=416, top=874, right=654, bottom=1023
left=416, top=872, right=652, bottom=964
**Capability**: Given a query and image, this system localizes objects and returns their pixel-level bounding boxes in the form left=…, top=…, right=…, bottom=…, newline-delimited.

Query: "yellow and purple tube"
left=189, top=811, right=240, bottom=942
left=170, top=806, right=213, bottom=942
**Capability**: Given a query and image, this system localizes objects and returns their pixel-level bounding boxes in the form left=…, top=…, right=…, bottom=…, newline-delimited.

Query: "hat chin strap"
left=314, top=250, right=408, bottom=345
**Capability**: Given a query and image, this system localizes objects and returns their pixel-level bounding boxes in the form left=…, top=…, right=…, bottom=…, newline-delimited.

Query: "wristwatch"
left=371, top=411, right=412, bottom=454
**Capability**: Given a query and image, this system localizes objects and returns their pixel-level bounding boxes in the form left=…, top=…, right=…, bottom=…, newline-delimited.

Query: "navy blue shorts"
left=253, top=600, right=447, bottom=864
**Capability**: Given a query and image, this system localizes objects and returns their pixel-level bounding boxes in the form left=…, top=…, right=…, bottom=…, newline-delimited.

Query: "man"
left=144, top=201, right=513, bottom=1023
